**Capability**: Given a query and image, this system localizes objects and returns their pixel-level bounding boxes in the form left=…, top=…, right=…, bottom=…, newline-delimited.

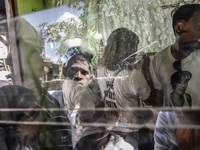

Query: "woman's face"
left=174, top=76, right=188, bottom=94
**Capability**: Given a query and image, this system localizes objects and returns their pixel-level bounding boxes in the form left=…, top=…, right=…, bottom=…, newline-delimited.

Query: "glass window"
left=1, top=0, right=200, bottom=150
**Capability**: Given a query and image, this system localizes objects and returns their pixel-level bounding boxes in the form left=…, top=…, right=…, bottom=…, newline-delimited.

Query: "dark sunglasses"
left=66, top=67, right=89, bottom=79
left=173, top=59, right=181, bottom=71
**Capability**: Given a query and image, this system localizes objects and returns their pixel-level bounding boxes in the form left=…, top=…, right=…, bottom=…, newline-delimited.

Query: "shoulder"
left=129, top=69, right=148, bottom=87
left=151, top=46, right=173, bottom=73
left=97, top=65, right=106, bottom=76
left=156, top=111, right=177, bottom=126
left=128, top=69, right=148, bottom=88
left=194, top=50, right=200, bottom=57
left=153, top=46, right=171, bottom=60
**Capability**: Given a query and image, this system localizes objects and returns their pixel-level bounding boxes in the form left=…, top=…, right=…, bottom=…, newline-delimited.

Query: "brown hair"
left=176, top=128, right=200, bottom=150
left=101, top=27, right=139, bottom=71
left=175, top=110, right=200, bottom=150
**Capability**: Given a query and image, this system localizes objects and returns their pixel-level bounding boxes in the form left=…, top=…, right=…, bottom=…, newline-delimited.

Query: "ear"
left=88, top=75, right=93, bottom=84
left=175, top=22, right=185, bottom=35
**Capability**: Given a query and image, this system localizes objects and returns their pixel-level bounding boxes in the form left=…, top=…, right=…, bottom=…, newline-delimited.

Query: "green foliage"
left=37, top=17, right=87, bottom=63
left=37, top=1, right=101, bottom=72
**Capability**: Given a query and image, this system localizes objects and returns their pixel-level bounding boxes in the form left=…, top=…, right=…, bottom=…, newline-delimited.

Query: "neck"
left=171, top=44, right=193, bottom=60
left=171, top=93, right=184, bottom=106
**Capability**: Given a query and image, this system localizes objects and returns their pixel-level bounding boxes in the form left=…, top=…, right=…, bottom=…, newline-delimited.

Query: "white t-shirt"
left=62, top=80, right=106, bottom=147
left=151, top=46, right=200, bottom=107
left=97, top=65, right=150, bottom=109
left=97, top=65, right=150, bottom=131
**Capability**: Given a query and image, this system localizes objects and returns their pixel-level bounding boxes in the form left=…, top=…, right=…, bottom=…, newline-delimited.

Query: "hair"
left=0, top=85, right=42, bottom=150
left=170, top=71, right=192, bottom=89
left=63, top=53, right=92, bottom=77
left=176, top=128, right=200, bottom=150
left=0, top=85, right=38, bottom=120
left=171, top=4, right=200, bottom=33
left=100, top=27, right=139, bottom=71
left=175, top=110, right=200, bottom=150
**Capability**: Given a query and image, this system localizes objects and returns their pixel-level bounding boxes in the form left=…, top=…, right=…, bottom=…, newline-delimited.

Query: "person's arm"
left=75, top=84, right=105, bottom=123
left=142, top=54, right=163, bottom=107
left=154, top=111, right=178, bottom=150
left=74, top=86, right=95, bottom=121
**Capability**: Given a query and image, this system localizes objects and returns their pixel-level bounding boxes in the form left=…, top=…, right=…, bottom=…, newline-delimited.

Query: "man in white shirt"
left=150, top=4, right=200, bottom=107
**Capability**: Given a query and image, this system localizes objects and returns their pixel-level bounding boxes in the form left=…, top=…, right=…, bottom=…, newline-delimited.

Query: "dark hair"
left=101, top=27, right=139, bottom=71
left=63, top=53, right=92, bottom=77
left=0, top=85, right=41, bottom=150
left=171, top=4, right=200, bottom=32
left=0, top=85, right=38, bottom=120
left=170, top=71, right=192, bottom=89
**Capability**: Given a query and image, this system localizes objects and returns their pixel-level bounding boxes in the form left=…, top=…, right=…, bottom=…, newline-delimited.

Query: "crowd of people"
left=0, top=3, right=200, bottom=150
